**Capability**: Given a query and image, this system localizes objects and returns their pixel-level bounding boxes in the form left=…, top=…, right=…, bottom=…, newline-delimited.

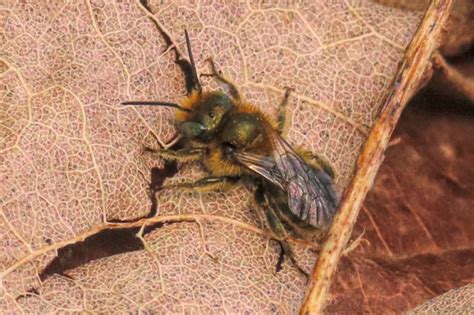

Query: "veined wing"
left=233, top=132, right=339, bottom=229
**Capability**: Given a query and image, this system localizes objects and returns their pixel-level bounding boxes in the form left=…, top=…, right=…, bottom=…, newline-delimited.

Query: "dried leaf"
left=439, top=0, right=473, bottom=57
left=327, top=92, right=474, bottom=313
left=428, top=51, right=474, bottom=102
left=375, top=0, right=473, bottom=57
left=301, top=1, right=453, bottom=313
left=376, top=0, right=474, bottom=105
left=409, top=284, right=474, bottom=314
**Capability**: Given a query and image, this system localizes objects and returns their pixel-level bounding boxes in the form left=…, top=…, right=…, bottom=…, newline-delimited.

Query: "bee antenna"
left=184, top=29, right=202, bottom=94
left=121, top=101, right=191, bottom=112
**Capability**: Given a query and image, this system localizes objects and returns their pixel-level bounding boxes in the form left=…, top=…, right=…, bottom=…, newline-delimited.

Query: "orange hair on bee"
left=235, top=101, right=278, bottom=130
left=205, top=148, right=243, bottom=177
left=176, top=89, right=201, bottom=121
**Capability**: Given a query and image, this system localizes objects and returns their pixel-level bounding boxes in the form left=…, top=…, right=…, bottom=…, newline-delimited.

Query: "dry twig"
left=299, top=1, right=454, bottom=313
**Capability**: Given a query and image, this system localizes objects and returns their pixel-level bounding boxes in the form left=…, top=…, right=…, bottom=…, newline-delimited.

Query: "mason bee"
left=123, top=30, right=339, bottom=275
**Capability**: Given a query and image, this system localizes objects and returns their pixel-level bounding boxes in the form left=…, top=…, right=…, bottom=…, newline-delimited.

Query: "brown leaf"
left=388, top=0, right=474, bottom=104
left=327, top=92, right=474, bottom=313
left=300, top=2, right=453, bottom=313
left=0, top=1, right=443, bottom=313
left=428, top=51, right=474, bottom=103
left=439, top=0, right=473, bottom=57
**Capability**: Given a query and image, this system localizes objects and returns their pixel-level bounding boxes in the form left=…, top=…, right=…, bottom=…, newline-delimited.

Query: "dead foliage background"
left=0, top=0, right=472, bottom=313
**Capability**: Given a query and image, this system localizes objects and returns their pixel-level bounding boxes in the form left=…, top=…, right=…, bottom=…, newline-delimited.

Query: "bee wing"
left=231, top=152, right=285, bottom=190
left=233, top=132, right=339, bottom=229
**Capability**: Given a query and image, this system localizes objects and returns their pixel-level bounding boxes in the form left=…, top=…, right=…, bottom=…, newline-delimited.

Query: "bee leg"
left=144, top=147, right=206, bottom=163
left=200, top=57, right=241, bottom=101
left=254, top=186, right=309, bottom=281
left=276, top=87, right=294, bottom=135
left=159, top=176, right=240, bottom=193
left=266, top=208, right=310, bottom=281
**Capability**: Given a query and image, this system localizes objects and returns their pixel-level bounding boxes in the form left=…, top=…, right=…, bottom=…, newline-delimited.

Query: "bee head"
left=121, top=90, right=234, bottom=143
left=178, top=91, right=234, bottom=142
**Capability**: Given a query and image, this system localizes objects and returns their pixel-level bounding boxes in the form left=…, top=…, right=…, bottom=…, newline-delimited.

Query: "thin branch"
left=299, top=1, right=454, bottom=314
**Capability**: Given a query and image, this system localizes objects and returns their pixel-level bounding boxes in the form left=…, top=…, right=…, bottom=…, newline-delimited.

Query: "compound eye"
left=209, top=111, right=215, bottom=118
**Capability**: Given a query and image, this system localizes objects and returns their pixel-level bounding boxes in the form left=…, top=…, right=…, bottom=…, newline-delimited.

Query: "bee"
left=123, top=30, right=339, bottom=276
